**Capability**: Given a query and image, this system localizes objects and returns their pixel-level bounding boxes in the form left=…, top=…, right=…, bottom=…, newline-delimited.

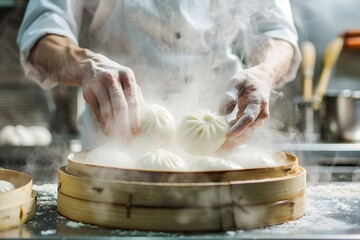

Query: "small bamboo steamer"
left=58, top=162, right=306, bottom=232
left=66, top=151, right=299, bottom=183
left=0, top=169, right=37, bottom=231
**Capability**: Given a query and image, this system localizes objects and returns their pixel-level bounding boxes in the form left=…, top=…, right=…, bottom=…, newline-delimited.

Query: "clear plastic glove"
left=219, top=66, right=273, bottom=149
left=81, top=53, right=144, bottom=139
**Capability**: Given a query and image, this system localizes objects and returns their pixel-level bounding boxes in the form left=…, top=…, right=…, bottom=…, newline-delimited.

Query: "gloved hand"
left=81, top=53, right=144, bottom=139
left=219, top=65, right=273, bottom=148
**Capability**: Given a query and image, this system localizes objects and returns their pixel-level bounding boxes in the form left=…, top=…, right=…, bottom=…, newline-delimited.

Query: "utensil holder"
left=294, top=97, right=320, bottom=143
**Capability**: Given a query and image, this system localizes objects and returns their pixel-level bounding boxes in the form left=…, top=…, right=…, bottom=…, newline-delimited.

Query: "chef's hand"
left=218, top=38, right=295, bottom=149
left=29, top=35, right=144, bottom=139
left=219, top=65, right=273, bottom=149
left=81, top=53, right=143, bottom=138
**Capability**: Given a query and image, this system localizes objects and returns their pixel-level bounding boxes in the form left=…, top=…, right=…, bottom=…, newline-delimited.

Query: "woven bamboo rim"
left=0, top=169, right=37, bottom=230
left=0, top=169, right=33, bottom=208
left=57, top=166, right=306, bottom=231
left=67, top=151, right=298, bottom=183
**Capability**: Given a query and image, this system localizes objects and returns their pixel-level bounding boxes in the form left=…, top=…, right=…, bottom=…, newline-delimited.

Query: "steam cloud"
left=79, top=1, right=301, bottom=173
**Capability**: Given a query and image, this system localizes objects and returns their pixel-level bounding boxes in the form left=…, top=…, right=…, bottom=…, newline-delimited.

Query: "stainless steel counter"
left=277, top=143, right=360, bottom=182
left=278, top=143, right=360, bottom=163
left=1, top=183, right=360, bottom=240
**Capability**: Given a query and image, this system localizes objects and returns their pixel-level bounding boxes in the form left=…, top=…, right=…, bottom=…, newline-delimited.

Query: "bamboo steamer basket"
left=66, top=151, right=299, bottom=183
left=0, top=169, right=37, bottom=231
left=58, top=151, right=306, bottom=232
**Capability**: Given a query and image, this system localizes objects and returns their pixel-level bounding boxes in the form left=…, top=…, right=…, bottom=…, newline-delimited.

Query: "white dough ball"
left=190, top=156, right=242, bottom=171
left=226, top=150, right=277, bottom=169
left=0, top=125, right=21, bottom=146
left=85, top=143, right=133, bottom=169
left=15, top=125, right=35, bottom=146
left=0, top=125, right=52, bottom=146
left=177, top=110, right=230, bottom=155
left=28, top=126, right=52, bottom=146
left=134, top=104, right=176, bottom=150
left=137, top=149, right=186, bottom=171
left=0, top=180, right=15, bottom=192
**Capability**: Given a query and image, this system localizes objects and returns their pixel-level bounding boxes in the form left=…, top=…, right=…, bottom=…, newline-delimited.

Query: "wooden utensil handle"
left=313, top=37, right=343, bottom=107
left=314, top=67, right=331, bottom=103
left=300, top=41, right=316, bottom=100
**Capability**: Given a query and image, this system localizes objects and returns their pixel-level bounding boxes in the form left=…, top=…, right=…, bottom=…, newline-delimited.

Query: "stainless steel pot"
left=321, top=89, right=360, bottom=142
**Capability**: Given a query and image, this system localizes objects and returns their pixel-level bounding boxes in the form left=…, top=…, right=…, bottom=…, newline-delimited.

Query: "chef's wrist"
left=69, top=47, right=97, bottom=86
left=251, top=63, right=276, bottom=89
left=247, top=38, right=294, bottom=89
left=30, top=34, right=93, bottom=86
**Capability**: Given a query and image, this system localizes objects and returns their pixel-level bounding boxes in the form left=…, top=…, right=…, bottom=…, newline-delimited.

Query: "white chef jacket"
left=17, top=0, right=301, bottom=149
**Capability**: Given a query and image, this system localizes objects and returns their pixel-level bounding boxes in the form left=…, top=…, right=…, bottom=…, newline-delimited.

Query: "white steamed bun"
left=0, top=125, right=21, bottom=146
left=85, top=143, right=133, bottom=169
left=133, top=104, right=175, bottom=151
left=14, top=125, right=36, bottom=146
left=0, top=180, right=15, bottom=192
left=27, top=126, right=52, bottom=146
left=0, top=125, right=52, bottom=146
left=137, top=149, right=186, bottom=171
left=226, top=149, right=277, bottom=169
left=190, top=156, right=242, bottom=171
left=177, top=110, right=230, bottom=155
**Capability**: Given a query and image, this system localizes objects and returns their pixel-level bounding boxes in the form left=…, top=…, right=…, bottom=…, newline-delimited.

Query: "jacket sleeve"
left=16, top=0, right=83, bottom=89
left=241, top=0, right=301, bottom=88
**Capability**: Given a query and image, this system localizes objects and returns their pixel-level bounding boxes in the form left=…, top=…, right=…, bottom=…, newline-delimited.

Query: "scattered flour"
left=307, top=183, right=360, bottom=198
left=226, top=183, right=360, bottom=236
left=40, top=229, right=56, bottom=235
left=66, top=221, right=88, bottom=228
left=33, top=184, right=57, bottom=205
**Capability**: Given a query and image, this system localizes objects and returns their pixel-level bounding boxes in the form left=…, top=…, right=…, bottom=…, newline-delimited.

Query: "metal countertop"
left=277, top=143, right=360, bottom=182
left=1, top=183, right=360, bottom=240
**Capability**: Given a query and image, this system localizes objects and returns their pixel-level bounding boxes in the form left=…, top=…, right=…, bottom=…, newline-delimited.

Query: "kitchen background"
left=0, top=0, right=360, bottom=183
